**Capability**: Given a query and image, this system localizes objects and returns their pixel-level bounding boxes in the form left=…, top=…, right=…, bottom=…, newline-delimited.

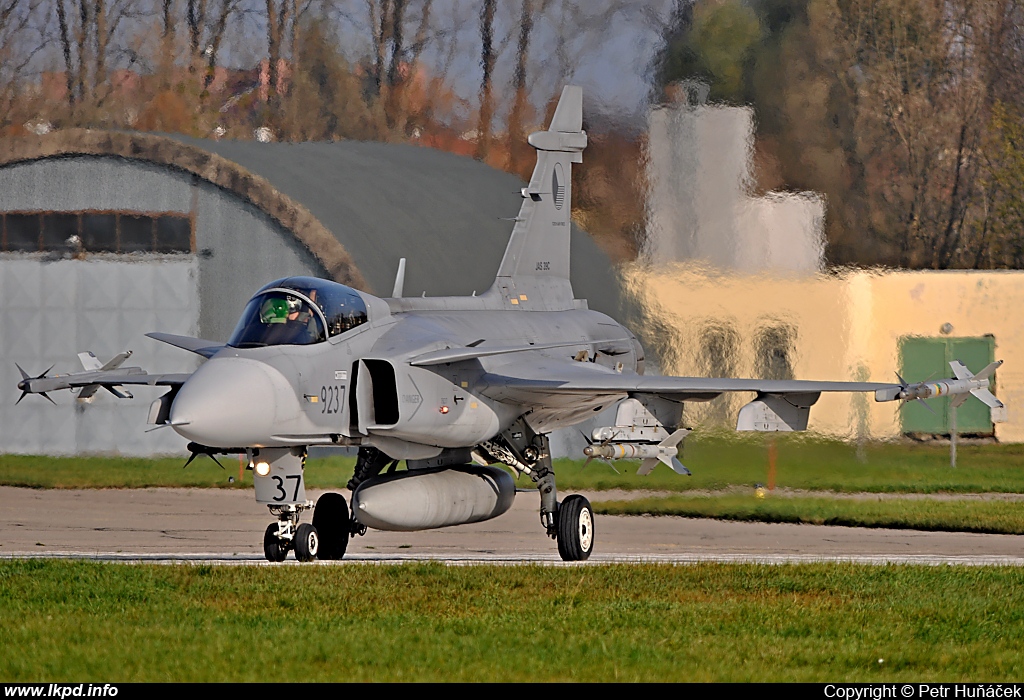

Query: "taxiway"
left=2, top=486, right=1022, bottom=565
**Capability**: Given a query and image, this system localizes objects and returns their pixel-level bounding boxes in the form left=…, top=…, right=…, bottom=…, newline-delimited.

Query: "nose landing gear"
left=262, top=502, right=314, bottom=562
left=262, top=492, right=359, bottom=562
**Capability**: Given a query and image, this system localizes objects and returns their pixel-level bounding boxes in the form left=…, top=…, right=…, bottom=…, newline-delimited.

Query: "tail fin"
left=489, top=85, right=587, bottom=311
left=950, top=359, right=1001, bottom=381
left=974, top=360, right=1002, bottom=382
left=950, top=360, right=1004, bottom=409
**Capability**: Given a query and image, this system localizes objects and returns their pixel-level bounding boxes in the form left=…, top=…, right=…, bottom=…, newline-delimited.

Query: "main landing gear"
left=483, top=422, right=595, bottom=561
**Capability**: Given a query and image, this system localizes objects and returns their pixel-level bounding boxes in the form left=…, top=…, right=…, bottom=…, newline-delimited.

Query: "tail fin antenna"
left=489, top=85, right=587, bottom=311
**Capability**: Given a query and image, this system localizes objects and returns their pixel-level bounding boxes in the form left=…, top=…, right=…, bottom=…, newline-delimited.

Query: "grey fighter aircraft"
left=16, top=86, right=1004, bottom=562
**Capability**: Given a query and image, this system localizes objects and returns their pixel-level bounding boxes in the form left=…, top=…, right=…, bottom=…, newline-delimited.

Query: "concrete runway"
left=2, top=485, right=1023, bottom=565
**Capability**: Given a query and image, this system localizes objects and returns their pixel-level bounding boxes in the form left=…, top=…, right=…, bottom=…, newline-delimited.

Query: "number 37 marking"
left=272, top=474, right=302, bottom=502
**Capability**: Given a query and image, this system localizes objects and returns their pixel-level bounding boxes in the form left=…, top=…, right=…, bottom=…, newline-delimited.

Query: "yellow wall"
left=621, top=265, right=1024, bottom=441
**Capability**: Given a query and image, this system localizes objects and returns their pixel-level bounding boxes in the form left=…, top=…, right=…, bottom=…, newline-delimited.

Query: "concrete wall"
left=0, top=156, right=325, bottom=454
left=0, top=257, right=199, bottom=454
left=622, top=264, right=1024, bottom=442
left=645, top=103, right=825, bottom=274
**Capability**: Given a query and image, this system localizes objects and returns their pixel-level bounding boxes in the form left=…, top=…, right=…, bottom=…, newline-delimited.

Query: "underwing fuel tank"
left=352, top=465, right=516, bottom=532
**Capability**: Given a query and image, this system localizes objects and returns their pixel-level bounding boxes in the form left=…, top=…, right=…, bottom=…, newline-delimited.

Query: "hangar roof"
left=0, top=130, right=622, bottom=316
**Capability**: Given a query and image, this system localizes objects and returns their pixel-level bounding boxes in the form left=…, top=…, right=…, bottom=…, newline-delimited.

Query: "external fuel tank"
left=352, top=465, right=516, bottom=531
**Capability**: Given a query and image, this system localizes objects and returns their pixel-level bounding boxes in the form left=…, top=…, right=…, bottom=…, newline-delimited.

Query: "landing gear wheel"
left=556, top=495, right=594, bottom=561
left=263, top=523, right=288, bottom=562
left=312, top=492, right=350, bottom=560
left=294, top=523, right=319, bottom=562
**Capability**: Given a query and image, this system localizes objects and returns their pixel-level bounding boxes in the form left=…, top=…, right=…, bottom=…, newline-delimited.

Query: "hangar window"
left=5, top=214, right=41, bottom=252
left=0, top=210, right=193, bottom=254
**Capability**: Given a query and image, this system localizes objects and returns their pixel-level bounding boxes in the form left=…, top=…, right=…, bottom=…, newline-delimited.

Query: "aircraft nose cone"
left=169, top=357, right=299, bottom=447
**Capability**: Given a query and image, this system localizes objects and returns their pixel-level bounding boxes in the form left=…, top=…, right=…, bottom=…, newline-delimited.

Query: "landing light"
left=254, top=461, right=271, bottom=477
left=439, top=405, right=450, bottom=414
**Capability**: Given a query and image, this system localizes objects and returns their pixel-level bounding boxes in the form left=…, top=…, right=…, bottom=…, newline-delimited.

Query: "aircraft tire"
left=263, top=523, right=288, bottom=562
left=294, top=523, right=319, bottom=562
left=556, top=494, right=594, bottom=561
left=313, top=492, right=350, bottom=560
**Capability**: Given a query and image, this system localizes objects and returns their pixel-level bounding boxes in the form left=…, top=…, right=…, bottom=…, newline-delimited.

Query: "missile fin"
left=663, top=455, right=691, bottom=476
left=637, top=458, right=658, bottom=476
left=970, top=388, right=1003, bottom=409
left=949, top=360, right=973, bottom=381
left=78, top=352, right=102, bottom=372
left=660, top=428, right=690, bottom=448
left=974, top=360, right=1002, bottom=382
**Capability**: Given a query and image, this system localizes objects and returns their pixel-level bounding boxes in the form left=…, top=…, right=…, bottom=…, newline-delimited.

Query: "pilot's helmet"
left=286, top=295, right=303, bottom=316
left=259, top=297, right=289, bottom=324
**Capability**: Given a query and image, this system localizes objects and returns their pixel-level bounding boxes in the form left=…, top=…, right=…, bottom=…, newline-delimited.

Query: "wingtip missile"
left=881, top=360, right=1005, bottom=412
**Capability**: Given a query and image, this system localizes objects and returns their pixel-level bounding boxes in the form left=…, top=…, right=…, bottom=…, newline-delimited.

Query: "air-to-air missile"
left=582, top=398, right=692, bottom=475
left=582, top=433, right=691, bottom=475
left=876, top=360, right=1004, bottom=409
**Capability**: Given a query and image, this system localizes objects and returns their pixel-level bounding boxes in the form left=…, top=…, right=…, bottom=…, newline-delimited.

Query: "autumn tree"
left=285, top=17, right=374, bottom=140
left=653, top=0, right=1024, bottom=270
left=0, top=0, right=46, bottom=131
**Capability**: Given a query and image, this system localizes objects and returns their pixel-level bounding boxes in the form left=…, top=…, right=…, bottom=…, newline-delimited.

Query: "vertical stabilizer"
left=489, top=85, right=587, bottom=310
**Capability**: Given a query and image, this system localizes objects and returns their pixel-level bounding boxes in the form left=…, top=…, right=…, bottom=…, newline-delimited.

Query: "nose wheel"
left=263, top=523, right=288, bottom=562
left=262, top=501, right=316, bottom=562
left=294, top=523, right=319, bottom=562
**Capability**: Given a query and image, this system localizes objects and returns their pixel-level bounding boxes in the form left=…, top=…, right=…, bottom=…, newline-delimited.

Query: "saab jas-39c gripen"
left=16, top=86, right=1005, bottom=562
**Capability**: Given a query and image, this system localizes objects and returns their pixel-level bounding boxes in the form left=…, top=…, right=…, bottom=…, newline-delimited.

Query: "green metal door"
left=899, top=335, right=996, bottom=436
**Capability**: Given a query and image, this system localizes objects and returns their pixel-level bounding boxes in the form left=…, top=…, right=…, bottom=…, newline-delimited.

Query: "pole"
left=950, top=403, right=957, bottom=469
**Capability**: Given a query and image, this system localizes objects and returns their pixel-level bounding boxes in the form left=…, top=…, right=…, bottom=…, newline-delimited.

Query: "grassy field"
left=551, top=434, right=1024, bottom=494
left=0, top=453, right=357, bottom=490
left=2, top=560, right=1023, bottom=682
left=4, top=435, right=1024, bottom=493
left=594, top=493, right=1024, bottom=535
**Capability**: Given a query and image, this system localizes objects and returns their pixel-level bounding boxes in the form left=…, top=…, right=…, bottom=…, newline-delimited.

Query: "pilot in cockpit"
left=260, top=294, right=321, bottom=345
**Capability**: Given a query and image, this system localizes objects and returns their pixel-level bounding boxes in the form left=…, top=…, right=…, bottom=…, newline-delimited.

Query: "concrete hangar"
left=0, top=131, right=621, bottom=455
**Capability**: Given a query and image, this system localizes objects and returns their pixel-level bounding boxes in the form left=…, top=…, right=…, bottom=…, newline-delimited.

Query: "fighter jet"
left=15, top=86, right=1004, bottom=562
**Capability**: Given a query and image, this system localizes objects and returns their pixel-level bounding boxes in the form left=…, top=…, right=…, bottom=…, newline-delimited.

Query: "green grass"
left=0, top=454, right=356, bottom=490
left=594, top=494, right=1024, bottom=535
left=1, top=561, right=1023, bottom=682
left=550, top=433, right=1024, bottom=494
left=4, top=434, right=1024, bottom=494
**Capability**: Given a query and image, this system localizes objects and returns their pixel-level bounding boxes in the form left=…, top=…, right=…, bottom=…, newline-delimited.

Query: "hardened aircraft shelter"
left=0, top=131, right=622, bottom=455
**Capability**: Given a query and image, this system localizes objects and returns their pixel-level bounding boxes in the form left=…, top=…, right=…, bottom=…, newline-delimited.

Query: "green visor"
left=260, top=298, right=289, bottom=324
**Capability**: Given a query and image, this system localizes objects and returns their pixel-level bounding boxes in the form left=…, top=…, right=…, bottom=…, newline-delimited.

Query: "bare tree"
left=51, top=0, right=134, bottom=114
left=507, top=0, right=551, bottom=173
left=474, top=0, right=495, bottom=160
left=0, top=0, right=46, bottom=127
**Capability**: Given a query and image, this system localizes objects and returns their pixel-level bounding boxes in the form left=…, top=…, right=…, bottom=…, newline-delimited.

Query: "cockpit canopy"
left=228, top=276, right=369, bottom=348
